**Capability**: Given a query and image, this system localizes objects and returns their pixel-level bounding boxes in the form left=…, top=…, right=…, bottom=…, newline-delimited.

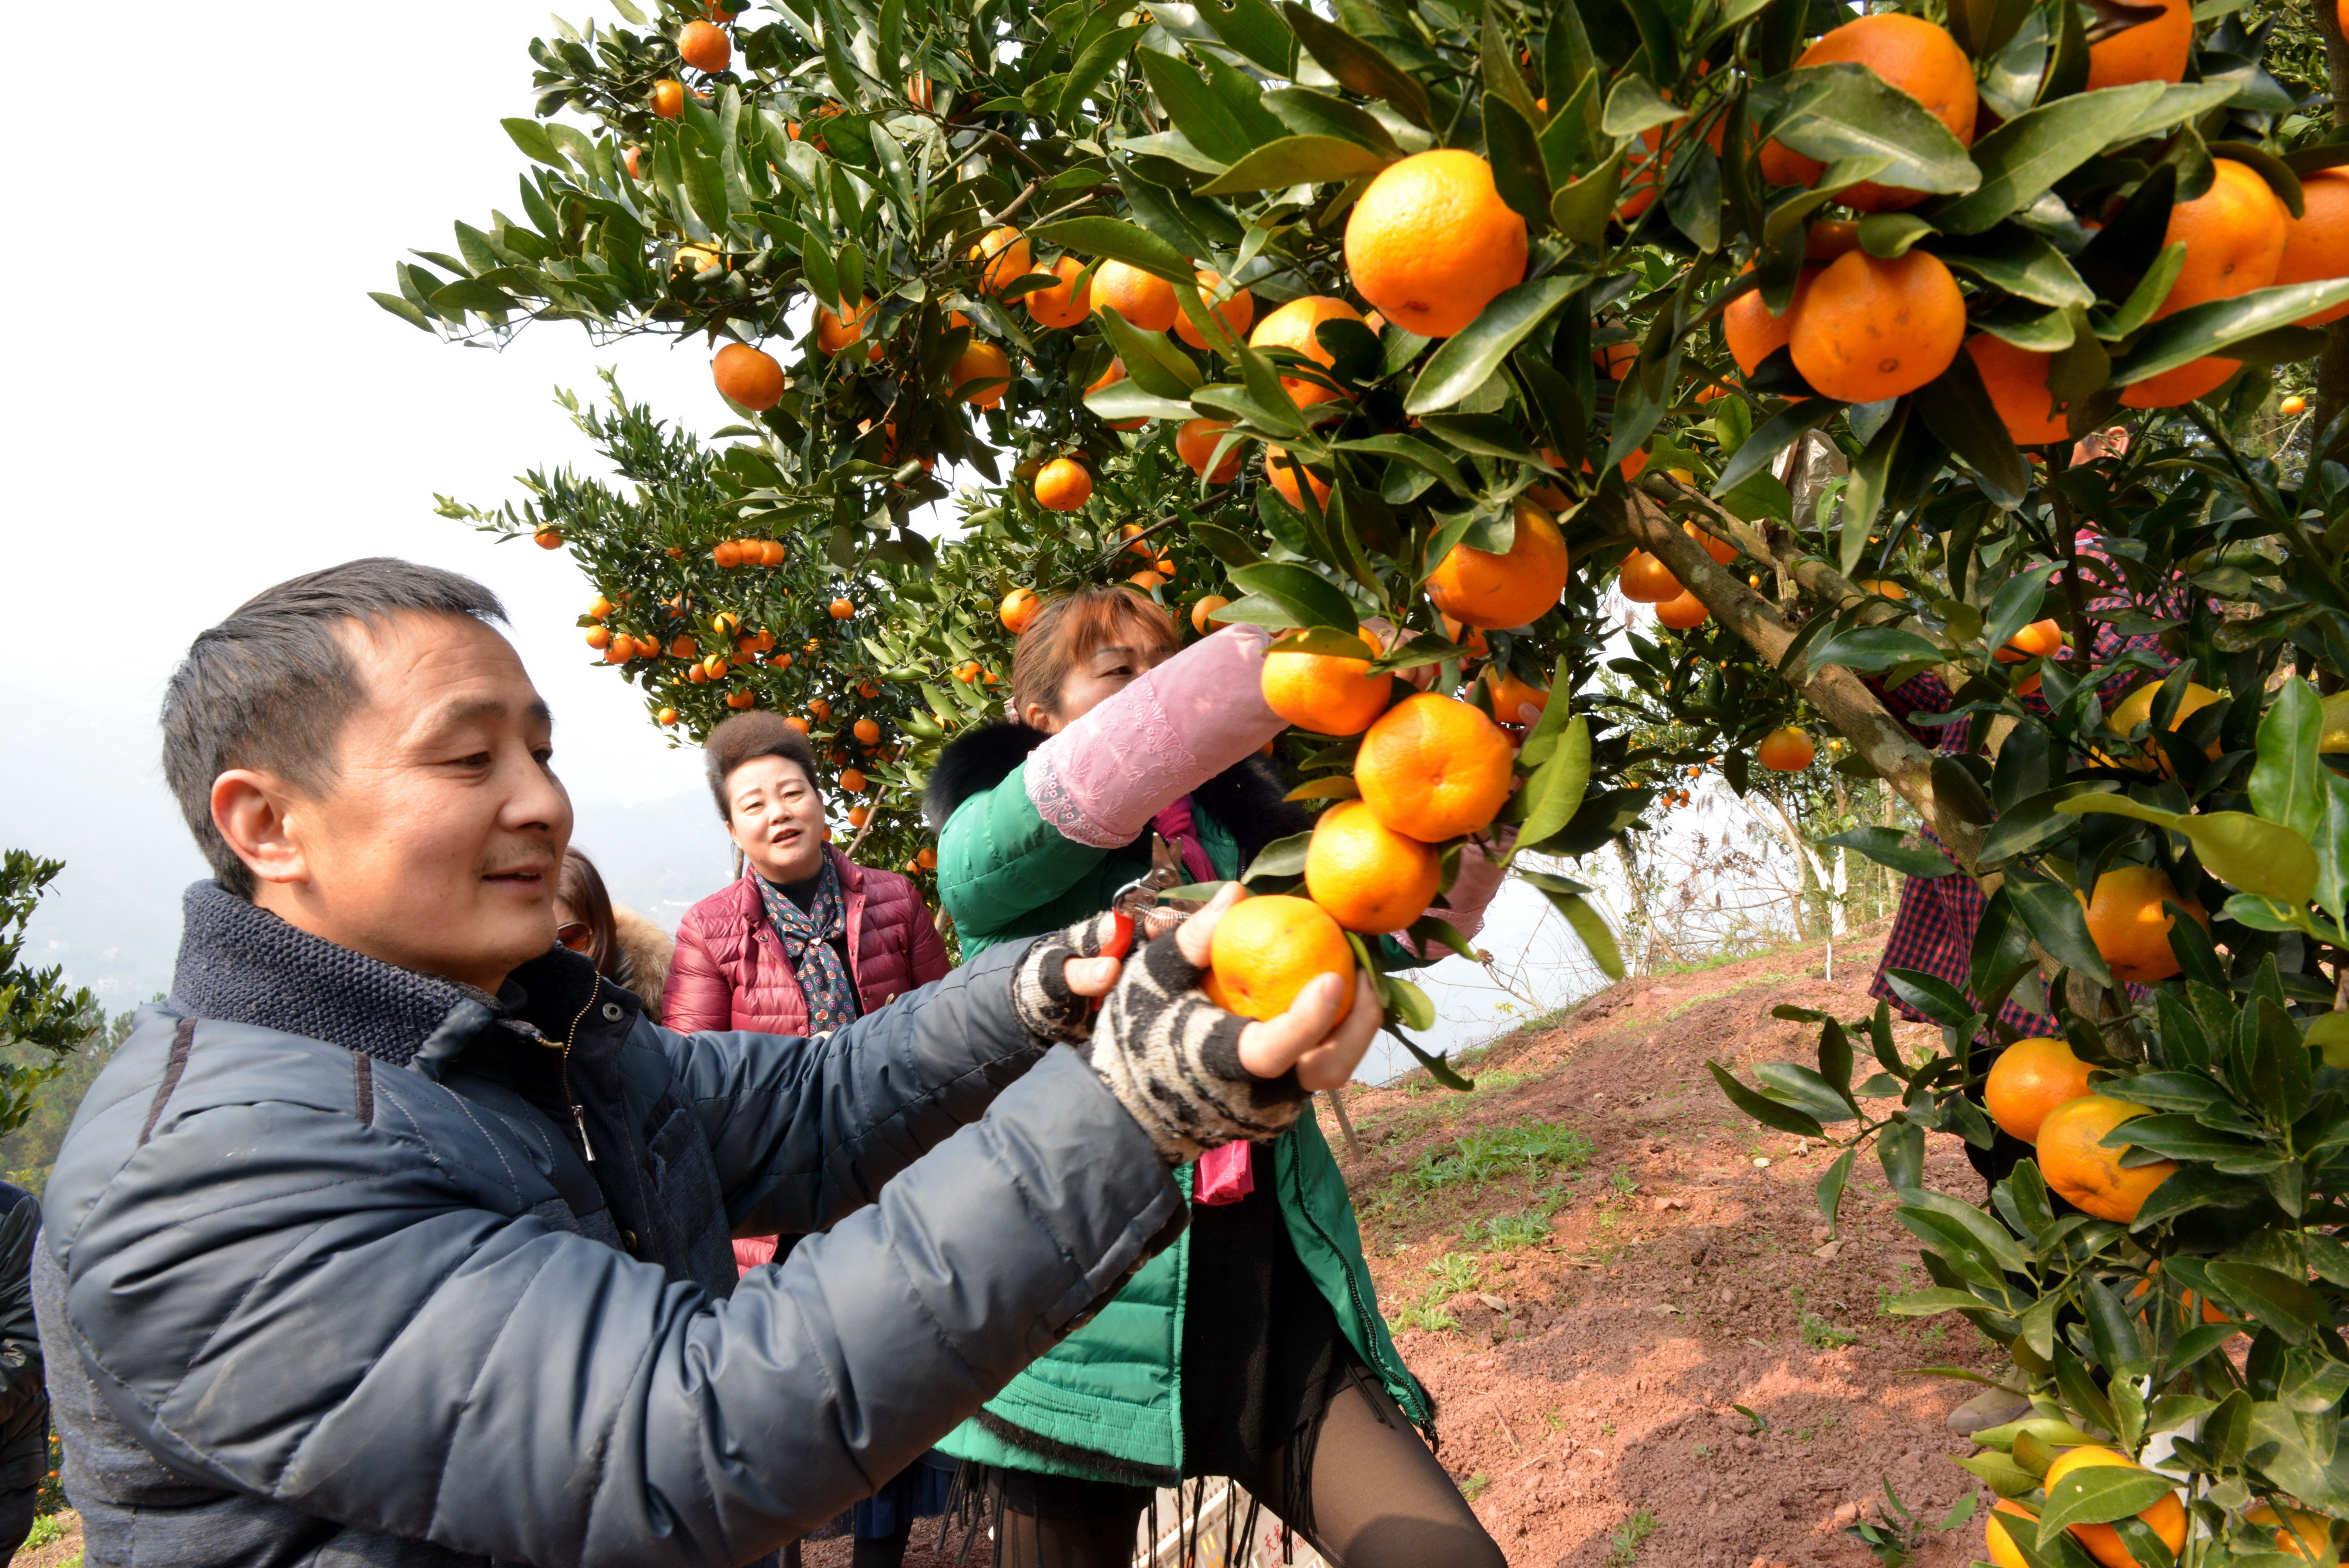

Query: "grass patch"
left=1409, top=1124, right=1595, bottom=1191
left=1460, top=1472, right=1492, bottom=1503
left=1459, top=1212, right=1552, bottom=1251
left=1606, top=1508, right=1659, bottom=1564
left=1792, top=1286, right=1859, bottom=1349
left=24, top=1515, right=66, bottom=1552
left=1386, top=1252, right=1486, bottom=1334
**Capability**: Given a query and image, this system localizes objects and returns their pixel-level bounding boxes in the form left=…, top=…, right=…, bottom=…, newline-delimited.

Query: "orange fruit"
left=1305, top=799, right=1442, bottom=934
left=1118, top=523, right=1153, bottom=557
left=2079, top=864, right=2205, bottom=985
left=1085, top=358, right=1147, bottom=430
left=588, top=595, right=615, bottom=620
left=1354, top=692, right=1516, bottom=842
left=2274, top=167, right=2349, bottom=326
left=2085, top=0, right=2192, bottom=89
left=1789, top=250, right=1966, bottom=402
left=839, top=767, right=868, bottom=793
left=652, top=79, right=685, bottom=119
left=1091, top=258, right=1179, bottom=331
left=1001, top=587, right=1042, bottom=634
left=2246, top=1503, right=2331, bottom=1562
left=2121, top=355, right=2242, bottom=409
left=725, top=688, right=755, bottom=710
left=853, top=718, right=882, bottom=744
left=534, top=527, right=564, bottom=549
left=1998, top=618, right=2064, bottom=661
left=1483, top=666, right=1550, bottom=725
left=1984, top=1037, right=2096, bottom=1142
left=2041, top=1447, right=2186, bottom=1567
left=1756, top=726, right=1815, bottom=772
left=670, top=635, right=699, bottom=659
left=2152, top=159, right=2288, bottom=319
left=678, top=19, right=731, bottom=72
left=808, top=698, right=833, bottom=721
left=1592, top=341, right=1637, bottom=380
left=2283, top=394, right=2308, bottom=415
left=657, top=706, right=678, bottom=726
left=1264, top=446, right=1332, bottom=509
left=1966, top=336, right=2069, bottom=444
left=816, top=295, right=878, bottom=358
left=1192, top=595, right=1231, bottom=634
left=702, top=653, right=731, bottom=679
left=829, top=597, right=855, bottom=620
left=1429, top=497, right=1570, bottom=631
left=1024, top=254, right=1091, bottom=328
left=971, top=227, right=1032, bottom=294
left=1618, top=550, right=1682, bottom=603
left=1983, top=1499, right=2032, bottom=1568
left=847, top=805, right=870, bottom=828
left=1758, top=16, right=1977, bottom=211
left=1439, top=615, right=1489, bottom=660
left=1805, top=220, right=1862, bottom=260
left=950, top=340, right=1012, bottom=408
left=918, top=846, right=938, bottom=870
left=1129, top=569, right=1167, bottom=593
left=712, top=342, right=785, bottom=410
left=1176, top=418, right=1243, bottom=483
left=785, top=715, right=810, bottom=734
left=1344, top=150, right=1529, bottom=338
left=585, top=624, right=614, bottom=650
left=1034, top=457, right=1093, bottom=512
left=1684, top=520, right=1735, bottom=565
left=1655, top=588, right=1709, bottom=630
left=1249, top=296, right=1364, bottom=406
left=1173, top=269, right=1256, bottom=349
left=1204, top=893, right=1357, bottom=1025
left=1261, top=638, right=1394, bottom=737
left=1723, top=268, right=1816, bottom=376
left=2104, top=679, right=2223, bottom=773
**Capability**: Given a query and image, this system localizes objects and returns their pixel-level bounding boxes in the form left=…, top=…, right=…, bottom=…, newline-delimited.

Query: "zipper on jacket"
left=558, top=977, right=601, bottom=1162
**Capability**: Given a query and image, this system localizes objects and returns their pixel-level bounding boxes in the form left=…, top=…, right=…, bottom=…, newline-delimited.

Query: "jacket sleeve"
left=671, top=940, right=1064, bottom=1239
left=936, top=759, right=1113, bottom=945
left=660, top=909, right=738, bottom=1034
left=0, top=1198, right=41, bottom=1433
left=908, top=899, right=950, bottom=987
left=44, top=997, right=1184, bottom=1568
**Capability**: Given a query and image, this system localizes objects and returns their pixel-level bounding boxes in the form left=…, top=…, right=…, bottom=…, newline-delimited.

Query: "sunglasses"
left=556, top=922, right=595, bottom=953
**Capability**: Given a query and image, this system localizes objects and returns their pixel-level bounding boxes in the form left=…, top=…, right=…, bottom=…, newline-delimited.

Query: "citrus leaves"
left=2056, top=795, right=2318, bottom=907
left=1404, top=274, right=1587, bottom=414
left=1761, top=63, right=1981, bottom=197
left=1193, top=136, right=1394, bottom=195
left=2113, top=280, right=2349, bottom=386
left=1925, top=82, right=2167, bottom=235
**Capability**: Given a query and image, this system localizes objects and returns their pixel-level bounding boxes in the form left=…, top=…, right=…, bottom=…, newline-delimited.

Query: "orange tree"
left=391, top=0, right=2349, bottom=1550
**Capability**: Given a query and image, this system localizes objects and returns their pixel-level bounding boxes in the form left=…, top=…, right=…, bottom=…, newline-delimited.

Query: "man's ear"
left=211, top=770, right=309, bottom=889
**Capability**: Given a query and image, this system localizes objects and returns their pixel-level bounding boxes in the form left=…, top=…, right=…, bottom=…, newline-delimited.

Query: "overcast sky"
left=0, top=0, right=1621, bottom=1079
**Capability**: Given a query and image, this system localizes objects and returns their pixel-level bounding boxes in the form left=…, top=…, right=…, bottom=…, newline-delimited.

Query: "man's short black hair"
left=161, top=559, right=509, bottom=898
left=703, top=711, right=820, bottom=822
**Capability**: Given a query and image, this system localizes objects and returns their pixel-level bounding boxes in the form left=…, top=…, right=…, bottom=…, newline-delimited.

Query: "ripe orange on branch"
left=652, top=79, right=685, bottom=119
left=1192, top=595, right=1231, bottom=634
left=1966, top=335, right=2069, bottom=444
left=1654, top=589, right=1709, bottom=630
left=678, top=19, right=731, bottom=72
left=2123, top=159, right=2286, bottom=408
left=1001, top=588, right=1042, bottom=634
left=1788, top=249, right=1966, bottom=402
left=1204, top=894, right=1356, bottom=1025
left=1429, top=497, right=1570, bottom=631
left=1024, top=254, right=1091, bottom=328
left=1261, top=635, right=1393, bottom=737
left=2084, top=0, right=2192, bottom=88
left=1034, top=457, right=1093, bottom=512
left=971, top=227, right=1032, bottom=294
left=1091, top=258, right=1179, bottom=331
left=712, top=342, right=785, bottom=410
left=1176, top=418, right=1243, bottom=483
left=1263, top=446, right=1332, bottom=509
left=1756, top=727, right=1814, bottom=772
left=2079, top=865, right=2205, bottom=984
left=1305, top=800, right=1442, bottom=935
left=816, top=295, right=879, bottom=358
left=1984, top=1037, right=2096, bottom=1142
left=2040, top=1446, right=2186, bottom=1567
left=1344, top=150, right=1529, bottom=338
left=1354, top=693, right=1516, bottom=842
left=1756, top=15, right=1976, bottom=211
left=950, top=341, right=1012, bottom=408
left=1173, top=269, right=1255, bottom=349
left=1249, top=296, right=1363, bottom=406
left=2276, top=168, right=2349, bottom=326
left=1618, top=550, right=1681, bottom=603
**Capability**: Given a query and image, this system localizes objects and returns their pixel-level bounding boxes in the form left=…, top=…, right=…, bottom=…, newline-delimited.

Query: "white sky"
left=0, top=0, right=1637, bottom=1081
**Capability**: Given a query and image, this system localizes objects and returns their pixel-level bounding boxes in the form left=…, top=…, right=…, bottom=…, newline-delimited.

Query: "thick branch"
left=1614, top=491, right=1985, bottom=872
left=1635, top=474, right=1893, bottom=625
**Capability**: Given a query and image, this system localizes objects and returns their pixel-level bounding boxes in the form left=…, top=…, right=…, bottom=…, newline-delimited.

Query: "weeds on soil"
left=1841, top=1479, right=1974, bottom=1567
left=1408, top=1124, right=1594, bottom=1191
left=1604, top=1507, right=1658, bottom=1565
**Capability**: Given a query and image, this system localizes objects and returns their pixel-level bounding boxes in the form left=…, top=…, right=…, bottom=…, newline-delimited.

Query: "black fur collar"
left=923, top=721, right=1310, bottom=859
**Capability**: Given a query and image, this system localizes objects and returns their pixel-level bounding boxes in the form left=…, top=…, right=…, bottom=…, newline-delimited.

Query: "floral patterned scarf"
left=756, top=856, right=859, bottom=1035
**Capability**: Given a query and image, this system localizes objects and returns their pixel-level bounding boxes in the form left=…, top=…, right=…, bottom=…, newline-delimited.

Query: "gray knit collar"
left=170, top=881, right=520, bottom=1068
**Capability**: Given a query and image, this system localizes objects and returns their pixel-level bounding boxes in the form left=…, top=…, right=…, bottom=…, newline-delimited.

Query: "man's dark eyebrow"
left=422, top=696, right=554, bottom=732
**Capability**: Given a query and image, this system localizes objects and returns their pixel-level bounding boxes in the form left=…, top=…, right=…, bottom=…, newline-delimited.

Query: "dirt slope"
left=1337, top=922, right=2000, bottom=1567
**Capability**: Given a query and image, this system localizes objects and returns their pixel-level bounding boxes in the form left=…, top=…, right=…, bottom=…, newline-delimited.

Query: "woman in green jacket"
left=923, top=587, right=1507, bottom=1568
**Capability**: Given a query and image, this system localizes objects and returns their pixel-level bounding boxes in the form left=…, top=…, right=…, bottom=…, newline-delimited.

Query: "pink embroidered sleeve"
left=1026, top=624, right=1284, bottom=847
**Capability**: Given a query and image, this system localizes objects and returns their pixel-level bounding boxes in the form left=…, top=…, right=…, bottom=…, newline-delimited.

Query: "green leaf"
left=1190, top=0, right=1298, bottom=76
left=1135, top=51, right=1260, bottom=166
left=1027, top=217, right=1194, bottom=284
left=502, top=117, right=568, bottom=170
left=1838, top=401, right=1907, bottom=573
left=2315, top=770, right=2349, bottom=921
left=1058, top=23, right=1150, bottom=123
left=1260, top=86, right=1404, bottom=154
left=1193, top=135, right=1394, bottom=195
left=1980, top=560, right=2061, bottom=664
left=1937, top=230, right=2096, bottom=308
left=1801, top=625, right=1946, bottom=672
left=2034, top=1466, right=2177, bottom=1549
left=1514, top=716, right=1593, bottom=853
left=1097, top=303, right=1203, bottom=393
left=1240, top=830, right=1311, bottom=883
left=2114, top=280, right=2349, bottom=384
left=2209, top=1264, right=2326, bottom=1346
left=1913, top=348, right=2030, bottom=507
left=369, top=291, right=435, bottom=332
left=2005, top=866, right=2111, bottom=987
left=1819, top=826, right=1960, bottom=878
left=1816, top=1145, right=1857, bottom=1234
left=1226, top=563, right=1358, bottom=632
left=1481, top=0, right=1540, bottom=120
left=1709, top=1061, right=1826, bottom=1138
left=2055, top=795, right=2318, bottom=907
left=1600, top=73, right=1683, bottom=137
left=1556, top=892, right=1624, bottom=980
left=1404, top=274, right=1585, bottom=414
left=1755, top=1061, right=1859, bottom=1124
left=1925, top=83, right=2168, bottom=234
left=1711, top=397, right=1847, bottom=495
left=1483, top=95, right=1553, bottom=228
left=2253, top=678, right=2326, bottom=843
left=1768, top=62, right=1983, bottom=197
left=1548, top=150, right=1623, bottom=246
left=1278, top=2, right=1434, bottom=130
left=2244, top=1400, right=2349, bottom=1512
left=1086, top=380, right=1199, bottom=422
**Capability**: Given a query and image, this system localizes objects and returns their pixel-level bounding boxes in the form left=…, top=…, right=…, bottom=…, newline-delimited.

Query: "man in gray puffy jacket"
left=38, top=559, right=1379, bottom=1568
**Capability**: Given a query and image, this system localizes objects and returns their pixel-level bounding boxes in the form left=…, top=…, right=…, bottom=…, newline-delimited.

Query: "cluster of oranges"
left=1981, top=1027, right=2182, bottom=1226
left=1983, top=1444, right=2190, bottom=1568
left=1618, top=520, right=1736, bottom=631
left=710, top=537, right=785, bottom=567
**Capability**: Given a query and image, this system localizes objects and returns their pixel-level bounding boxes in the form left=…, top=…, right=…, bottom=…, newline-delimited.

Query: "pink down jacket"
left=662, top=846, right=950, bottom=1037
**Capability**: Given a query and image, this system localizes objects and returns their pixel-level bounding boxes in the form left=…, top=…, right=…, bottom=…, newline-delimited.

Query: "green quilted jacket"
left=923, top=724, right=1431, bottom=1483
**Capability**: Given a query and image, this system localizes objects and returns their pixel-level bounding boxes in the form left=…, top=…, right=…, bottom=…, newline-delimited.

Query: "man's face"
left=226, top=611, right=573, bottom=992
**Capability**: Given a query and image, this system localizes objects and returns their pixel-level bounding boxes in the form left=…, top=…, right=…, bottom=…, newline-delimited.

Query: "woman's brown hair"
left=557, top=848, right=619, bottom=978
left=1010, top=586, right=1179, bottom=724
